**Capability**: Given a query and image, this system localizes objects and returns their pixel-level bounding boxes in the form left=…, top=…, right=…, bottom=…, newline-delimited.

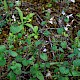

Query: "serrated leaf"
left=15, top=7, right=23, bottom=23
left=40, top=53, right=48, bottom=61
left=36, top=71, right=44, bottom=80
left=8, top=71, right=16, bottom=80
left=10, top=24, right=23, bottom=34
left=11, top=62, right=22, bottom=75
left=73, top=59, right=80, bottom=67
left=0, top=57, right=6, bottom=66
left=61, top=41, right=67, bottom=49
left=59, top=66, right=69, bottom=74
left=72, top=71, right=80, bottom=76
left=9, top=50, right=18, bottom=57
left=0, top=45, right=6, bottom=53
left=57, top=28, right=64, bottom=35
left=33, top=26, right=38, bottom=33
left=52, top=45, right=57, bottom=52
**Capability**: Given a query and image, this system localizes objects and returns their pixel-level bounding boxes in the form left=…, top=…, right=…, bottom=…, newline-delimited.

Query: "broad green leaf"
left=45, top=62, right=50, bottom=68
left=0, top=45, right=6, bottom=53
left=59, top=66, right=69, bottom=74
left=8, top=71, right=16, bottom=80
left=22, top=59, right=33, bottom=66
left=52, top=45, right=57, bottom=52
left=15, top=7, right=23, bottom=23
left=57, top=28, right=64, bottom=35
left=33, top=26, right=38, bottom=33
left=61, top=41, right=67, bottom=49
left=0, top=57, right=6, bottom=66
left=40, top=53, right=48, bottom=61
left=11, top=62, right=22, bottom=75
left=68, top=53, right=76, bottom=58
left=36, top=71, right=44, bottom=80
left=59, top=77, right=69, bottom=80
left=15, top=55, right=23, bottom=62
left=18, top=33, right=22, bottom=38
left=72, top=71, right=80, bottom=76
left=64, top=17, right=69, bottom=23
left=9, top=50, right=18, bottom=57
left=10, top=24, right=23, bottom=34
left=73, top=59, right=80, bottom=67
left=77, top=30, right=80, bottom=37
left=43, top=30, right=51, bottom=36
left=22, top=59, right=28, bottom=66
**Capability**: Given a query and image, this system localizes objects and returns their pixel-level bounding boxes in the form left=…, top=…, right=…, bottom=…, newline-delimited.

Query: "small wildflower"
left=46, top=71, right=52, bottom=78
left=48, top=17, right=54, bottom=24
left=62, top=10, right=65, bottom=15
left=70, top=0, right=75, bottom=3
left=43, top=48, right=47, bottom=52
left=12, top=15, right=16, bottom=21
left=64, top=27, right=68, bottom=31
left=66, top=23, right=70, bottom=27
left=67, top=14, right=73, bottom=19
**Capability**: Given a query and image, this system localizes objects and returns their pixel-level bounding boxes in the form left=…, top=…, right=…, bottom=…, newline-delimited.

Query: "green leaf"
left=22, top=59, right=28, bottom=66
left=35, top=40, right=42, bottom=47
left=4, top=0, right=8, bottom=12
left=64, top=17, right=69, bottom=23
left=0, top=45, right=6, bottom=53
left=11, top=62, right=22, bottom=75
left=0, top=57, right=6, bottom=66
left=41, top=21, right=47, bottom=26
left=68, top=53, right=76, bottom=58
left=52, top=45, right=57, bottom=52
left=76, top=13, right=80, bottom=18
left=43, top=30, right=51, bottom=36
left=72, top=71, right=80, bottom=76
left=57, top=28, right=64, bottom=35
left=45, top=62, right=50, bottom=68
left=8, top=71, right=16, bottom=80
left=61, top=41, right=67, bottom=49
left=77, top=30, right=80, bottom=37
left=40, top=53, right=48, bottom=61
left=36, top=71, right=44, bottom=80
left=15, top=55, right=23, bottom=62
left=33, top=26, right=38, bottom=33
left=15, top=7, right=23, bottom=23
left=24, top=13, right=34, bottom=21
left=10, top=24, right=23, bottom=34
left=9, top=50, right=18, bottom=57
left=22, top=59, right=33, bottom=66
left=59, top=47, right=64, bottom=52
left=59, top=66, right=69, bottom=74
left=18, top=33, right=22, bottom=38
left=73, top=59, right=80, bottom=67
left=59, top=77, right=69, bottom=80
left=25, top=23, right=33, bottom=29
